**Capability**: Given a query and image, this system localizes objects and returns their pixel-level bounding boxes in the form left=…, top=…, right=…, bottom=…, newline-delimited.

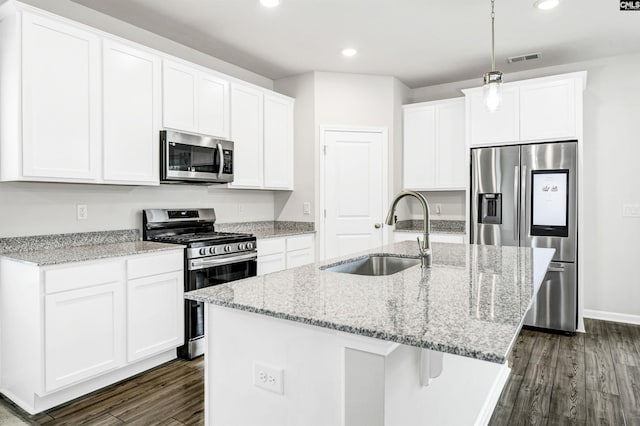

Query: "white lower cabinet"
left=257, top=234, right=315, bottom=276
left=127, top=271, right=183, bottom=362
left=45, top=280, right=125, bottom=392
left=0, top=249, right=184, bottom=414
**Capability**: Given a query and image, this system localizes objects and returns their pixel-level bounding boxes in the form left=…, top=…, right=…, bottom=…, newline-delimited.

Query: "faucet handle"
left=416, top=237, right=426, bottom=256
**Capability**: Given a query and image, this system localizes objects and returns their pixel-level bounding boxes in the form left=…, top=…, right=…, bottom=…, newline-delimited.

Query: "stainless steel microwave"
left=160, top=130, right=234, bottom=184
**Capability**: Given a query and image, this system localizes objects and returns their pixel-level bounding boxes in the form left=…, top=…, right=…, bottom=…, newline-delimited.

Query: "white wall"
left=274, top=73, right=316, bottom=221
left=16, top=0, right=273, bottom=89
left=411, top=53, right=640, bottom=318
left=0, top=183, right=275, bottom=237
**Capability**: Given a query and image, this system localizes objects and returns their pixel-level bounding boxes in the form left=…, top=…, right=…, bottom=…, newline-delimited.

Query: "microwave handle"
left=217, top=143, right=224, bottom=178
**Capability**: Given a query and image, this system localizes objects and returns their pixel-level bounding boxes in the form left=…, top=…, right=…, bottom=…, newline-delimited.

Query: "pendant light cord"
left=491, top=0, right=496, bottom=72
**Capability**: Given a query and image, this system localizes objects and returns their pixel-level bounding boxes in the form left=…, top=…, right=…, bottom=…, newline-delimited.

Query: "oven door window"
left=188, top=260, right=257, bottom=291
left=168, top=142, right=219, bottom=173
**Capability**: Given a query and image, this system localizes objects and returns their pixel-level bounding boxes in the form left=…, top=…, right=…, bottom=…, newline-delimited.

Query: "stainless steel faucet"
left=385, top=190, right=432, bottom=268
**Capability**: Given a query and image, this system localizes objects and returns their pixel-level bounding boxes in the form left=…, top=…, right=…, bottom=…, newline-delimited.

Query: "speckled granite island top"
left=186, top=242, right=554, bottom=364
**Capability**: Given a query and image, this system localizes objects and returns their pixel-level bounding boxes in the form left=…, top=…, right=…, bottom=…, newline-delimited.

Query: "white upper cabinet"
left=103, top=40, right=160, bottom=184
left=162, top=60, right=230, bottom=139
left=403, top=98, right=466, bottom=190
left=464, top=72, right=585, bottom=147
left=21, top=12, right=101, bottom=181
left=519, top=78, right=577, bottom=141
left=467, top=87, right=519, bottom=146
left=230, top=83, right=264, bottom=188
left=263, top=94, right=294, bottom=189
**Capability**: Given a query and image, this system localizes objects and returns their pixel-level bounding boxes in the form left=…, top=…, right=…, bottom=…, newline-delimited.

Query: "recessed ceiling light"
left=341, top=48, right=357, bottom=57
left=260, top=0, right=280, bottom=8
left=534, top=0, right=559, bottom=10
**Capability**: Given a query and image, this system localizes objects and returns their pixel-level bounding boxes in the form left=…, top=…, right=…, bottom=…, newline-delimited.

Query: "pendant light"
left=483, top=0, right=503, bottom=112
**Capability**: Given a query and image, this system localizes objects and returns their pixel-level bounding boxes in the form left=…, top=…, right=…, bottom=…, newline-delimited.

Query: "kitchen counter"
left=394, top=219, right=466, bottom=234
left=189, top=241, right=554, bottom=425
left=0, top=229, right=182, bottom=266
left=0, top=241, right=183, bottom=266
left=216, top=220, right=315, bottom=239
left=186, top=241, right=553, bottom=364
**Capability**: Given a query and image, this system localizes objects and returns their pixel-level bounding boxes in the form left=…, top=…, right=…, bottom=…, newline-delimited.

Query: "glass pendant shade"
left=483, top=70, right=503, bottom=112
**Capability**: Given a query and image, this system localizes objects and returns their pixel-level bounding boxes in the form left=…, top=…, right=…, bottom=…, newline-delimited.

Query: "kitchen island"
left=186, top=241, right=554, bottom=426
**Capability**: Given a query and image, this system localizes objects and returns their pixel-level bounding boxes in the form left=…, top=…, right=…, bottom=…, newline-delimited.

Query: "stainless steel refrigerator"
left=470, top=141, right=578, bottom=332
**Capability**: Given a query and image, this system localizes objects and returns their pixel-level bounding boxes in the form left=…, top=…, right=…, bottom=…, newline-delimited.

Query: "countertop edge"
left=186, top=295, right=507, bottom=364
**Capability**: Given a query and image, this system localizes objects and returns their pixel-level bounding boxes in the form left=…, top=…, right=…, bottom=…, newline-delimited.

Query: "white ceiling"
left=70, top=0, right=640, bottom=88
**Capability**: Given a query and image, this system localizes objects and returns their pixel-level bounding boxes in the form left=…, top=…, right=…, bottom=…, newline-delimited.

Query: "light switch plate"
left=303, top=202, right=311, bottom=216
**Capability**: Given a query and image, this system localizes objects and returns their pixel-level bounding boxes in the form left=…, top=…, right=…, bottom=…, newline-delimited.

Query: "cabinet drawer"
left=257, top=253, right=286, bottom=276
left=286, top=248, right=314, bottom=269
left=44, top=261, right=121, bottom=294
left=127, top=251, right=183, bottom=280
left=257, top=237, right=286, bottom=256
left=286, top=234, right=314, bottom=252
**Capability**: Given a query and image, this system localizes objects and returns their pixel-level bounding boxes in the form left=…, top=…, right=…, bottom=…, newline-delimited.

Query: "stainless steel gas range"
left=143, top=208, right=257, bottom=359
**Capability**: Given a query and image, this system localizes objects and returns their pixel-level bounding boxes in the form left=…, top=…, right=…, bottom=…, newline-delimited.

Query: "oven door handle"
left=189, top=251, right=257, bottom=271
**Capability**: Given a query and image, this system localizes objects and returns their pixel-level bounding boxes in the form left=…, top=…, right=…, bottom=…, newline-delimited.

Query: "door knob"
left=374, top=223, right=382, bottom=229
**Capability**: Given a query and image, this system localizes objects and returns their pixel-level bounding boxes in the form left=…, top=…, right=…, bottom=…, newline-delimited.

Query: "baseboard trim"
left=583, top=309, right=640, bottom=325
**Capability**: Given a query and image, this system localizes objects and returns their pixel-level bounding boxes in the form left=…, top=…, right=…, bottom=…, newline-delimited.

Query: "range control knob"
left=208, top=247, right=216, bottom=255
left=199, top=248, right=207, bottom=256
left=224, top=245, right=232, bottom=252
left=246, top=242, right=254, bottom=250
left=238, top=243, right=246, bottom=250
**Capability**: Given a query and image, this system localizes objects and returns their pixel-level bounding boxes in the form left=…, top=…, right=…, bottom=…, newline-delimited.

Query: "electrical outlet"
left=435, top=204, right=442, bottom=215
left=303, top=202, right=311, bottom=216
left=238, top=203, right=245, bottom=216
left=76, top=204, right=88, bottom=220
left=623, top=204, right=640, bottom=217
left=253, top=362, right=283, bottom=395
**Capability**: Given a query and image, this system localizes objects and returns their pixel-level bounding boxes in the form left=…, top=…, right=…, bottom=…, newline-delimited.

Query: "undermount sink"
left=322, top=255, right=421, bottom=276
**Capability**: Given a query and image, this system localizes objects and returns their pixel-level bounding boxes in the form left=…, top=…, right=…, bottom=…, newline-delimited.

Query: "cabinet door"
left=21, top=13, right=100, bottom=181
left=436, top=100, right=466, bottom=189
left=162, top=60, right=197, bottom=132
left=519, top=79, right=577, bottom=141
left=230, top=84, right=264, bottom=188
left=103, top=40, right=160, bottom=184
left=257, top=253, right=286, bottom=276
left=127, top=271, right=183, bottom=362
left=286, top=249, right=313, bottom=269
left=263, top=95, right=294, bottom=189
left=468, top=87, right=519, bottom=146
left=198, top=72, right=230, bottom=139
left=403, top=106, right=436, bottom=189
left=45, top=281, right=124, bottom=392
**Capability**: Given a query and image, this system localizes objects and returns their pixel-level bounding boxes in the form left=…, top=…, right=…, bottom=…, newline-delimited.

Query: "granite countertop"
left=216, top=221, right=315, bottom=239
left=1, top=241, right=184, bottom=266
left=394, top=219, right=466, bottom=234
left=186, top=241, right=554, bottom=364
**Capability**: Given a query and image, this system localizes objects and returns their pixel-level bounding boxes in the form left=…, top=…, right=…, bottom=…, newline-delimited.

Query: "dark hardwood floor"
left=490, top=318, right=640, bottom=426
left=1, top=319, right=638, bottom=425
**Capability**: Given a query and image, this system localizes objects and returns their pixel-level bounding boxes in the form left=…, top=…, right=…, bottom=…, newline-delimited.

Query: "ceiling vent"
left=507, top=52, right=541, bottom=64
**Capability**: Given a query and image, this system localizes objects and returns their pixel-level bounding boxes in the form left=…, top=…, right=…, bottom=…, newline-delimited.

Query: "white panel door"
left=162, top=60, right=197, bottom=132
left=127, top=271, right=183, bottom=362
left=403, top=106, right=436, bottom=190
left=103, top=40, right=160, bottom=184
left=198, top=72, right=230, bottom=139
left=230, top=84, right=264, bottom=188
left=436, top=99, right=466, bottom=188
left=519, top=79, right=577, bottom=141
left=323, top=130, right=384, bottom=258
left=21, top=13, right=100, bottom=180
left=263, top=94, right=294, bottom=189
left=45, top=281, right=124, bottom=392
left=469, top=87, right=519, bottom=146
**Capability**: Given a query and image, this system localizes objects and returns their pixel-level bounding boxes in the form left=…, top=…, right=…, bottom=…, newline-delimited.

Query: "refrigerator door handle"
left=521, top=165, right=527, bottom=240
left=514, top=166, right=519, bottom=241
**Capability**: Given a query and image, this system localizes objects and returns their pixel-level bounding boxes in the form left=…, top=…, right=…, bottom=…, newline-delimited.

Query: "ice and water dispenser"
left=477, top=193, right=502, bottom=225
